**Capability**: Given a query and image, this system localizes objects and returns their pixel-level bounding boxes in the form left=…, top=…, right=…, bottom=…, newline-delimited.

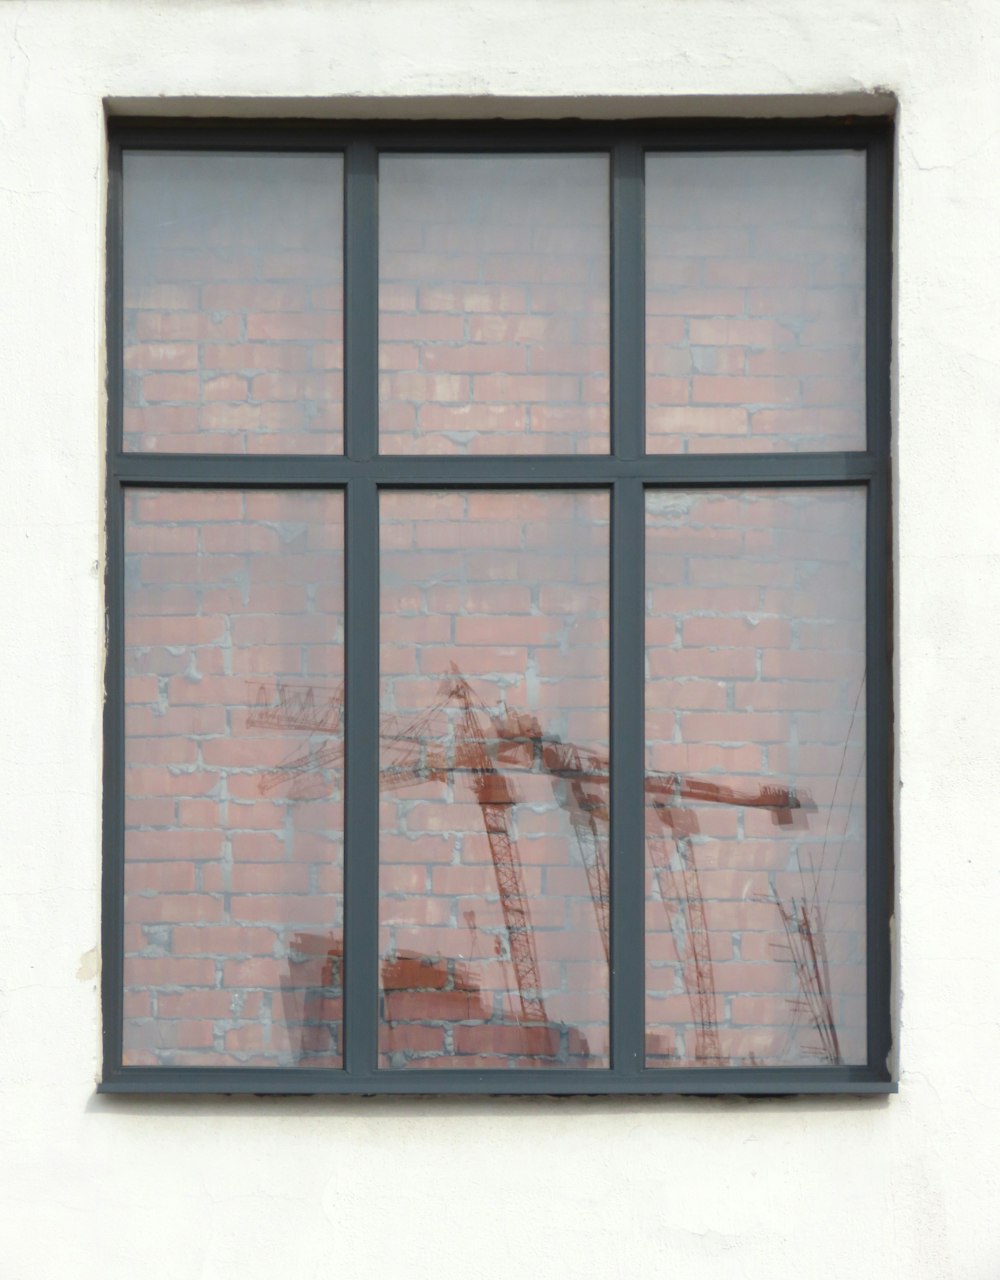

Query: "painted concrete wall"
left=1, top=1, right=998, bottom=1275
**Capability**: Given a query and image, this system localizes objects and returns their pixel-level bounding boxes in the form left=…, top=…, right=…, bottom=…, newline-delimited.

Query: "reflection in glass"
left=644, top=489, right=867, bottom=1066
left=379, top=154, right=610, bottom=455
left=378, top=491, right=610, bottom=1067
left=123, top=490, right=344, bottom=1067
left=124, top=153, right=344, bottom=454
left=645, top=152, right=866, bottom=454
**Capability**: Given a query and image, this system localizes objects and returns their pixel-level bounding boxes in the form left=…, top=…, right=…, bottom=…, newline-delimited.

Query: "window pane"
left=379, top=155, right=610, bottom=455
left=645, top=489, right=866, bottom=1066
left=123, top=490, right=344, bottom=1067
left=378, top=491, right=610, bottom=1067
left=645, top=152, right=866, bottom=454
left=123, top=153, right=344, bottom=454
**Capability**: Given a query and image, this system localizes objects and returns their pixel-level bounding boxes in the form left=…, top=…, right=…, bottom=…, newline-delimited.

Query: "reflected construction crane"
left=645, top=772, right=806, bottom=1062
left=493, top=710, right=611, bottom=965
left=249, top=676, right=808, bottom=1050
left=439, top=672, right=547, bottom=1024
left=252, top=673, right=550, bottom=1024
left=491, top=709, right=805, bottom=1060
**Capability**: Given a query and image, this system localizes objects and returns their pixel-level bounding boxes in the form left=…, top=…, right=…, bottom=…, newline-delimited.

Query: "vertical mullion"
left=610, top=140, right=647, bottom=1073
left=343, top=141, right=380, bottom=1078
left=611, top=140, right=645, bottom=461
left=344, top=479, right=380, bottom=1079
left=610, top=479, right=646, bottom=1073
left=865, top=128, right=894, bottom=1077
left=345, top=140, right=379, bottom=460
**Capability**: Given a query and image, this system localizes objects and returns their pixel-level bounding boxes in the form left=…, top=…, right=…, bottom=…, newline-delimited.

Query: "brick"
left=126, top=793, right=177, bottom=824
left=136, top=312, right=241, bottom=342
left=222, top=959, right=290, bottom=988
left=124, top=863, right=197, bottom=892
left=648, top=289, right=744, bottom=316
left=421, top=344, right=527, bottom=374
left=246, top=313, right=342, bottom=341
left=453, top=1025, right=560, bottom=1056
left=125, top=957, right=217, bottom=986
left=383, top=991, right=481, bottom=1022
left=125, top=893, right=224, bottom=923
left=691, top=376, right=799, bottom=406
left=230, top=895, right=340, bottom=925
left=125, top=830, right=223, bottom=861
left=125, top=769, right=218, bottom=798
left=681, top=617, right=790, bottom=648
left=681, top=713, right=790, bottom=744
left=202, top=283, right=307, bottom=312
left=230, top=864, right=311, bottom=893
left=380, top=955, right=449, bottom=990
left=382, top=1025, right=446, bottom=1053
left=124, top=343, right=198, bottom=371
left=125, top=283, right=199, bottom=311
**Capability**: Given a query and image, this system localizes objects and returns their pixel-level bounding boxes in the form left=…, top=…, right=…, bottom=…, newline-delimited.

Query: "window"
left=102, top=119, right=893, bottom=1094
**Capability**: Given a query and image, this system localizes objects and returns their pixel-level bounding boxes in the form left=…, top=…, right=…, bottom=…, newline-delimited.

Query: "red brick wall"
left=645, top=489, right=867, bottom=1066
left=646, top=151, right=866, bottom=454
left=378, top=154, right=609, bottom=455
left=379, top=490, right=610, bottom=1068
left=123, top=490, right=345, bottom=1066
left=123, top=153, right=343, bottom=455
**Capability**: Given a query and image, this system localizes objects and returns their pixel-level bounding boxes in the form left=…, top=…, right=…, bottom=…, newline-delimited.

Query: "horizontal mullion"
left=110, top=451, right=882, bottom=487
left=110, top=119, right=890, bottom=155
left=108, top=123, right=357, bottom=152
left=98, top=1065, right=895, bottom=1096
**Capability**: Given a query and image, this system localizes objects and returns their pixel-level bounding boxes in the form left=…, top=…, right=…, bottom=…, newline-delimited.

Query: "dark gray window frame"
left=100, top=117, right=894, bottom=1096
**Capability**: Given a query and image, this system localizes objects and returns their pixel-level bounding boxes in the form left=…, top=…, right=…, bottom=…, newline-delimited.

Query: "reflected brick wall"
left=646, top=152, right=866, bottom=454
left=123, top=154, right=343, bottom=455
left=118, top=147, right=870, bottom=1074
left=645, top=490, right=867, bottom=1066
left=123, top=491, right=344, bottom=1066
left=379, top=154, right=610, bottom=455
left=378, top=491, right=610, bottom=1068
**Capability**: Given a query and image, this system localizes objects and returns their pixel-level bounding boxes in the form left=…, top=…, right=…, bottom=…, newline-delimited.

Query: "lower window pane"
left=123, top=489, right=344, bottom=1067
left=645, top=489, right=867, bottom=1067
left=379, top=490, right=610, bottom=1068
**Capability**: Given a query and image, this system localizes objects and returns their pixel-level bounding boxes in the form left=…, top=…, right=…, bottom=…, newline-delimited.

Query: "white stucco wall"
left=1, top=2, right=998, bottom=1275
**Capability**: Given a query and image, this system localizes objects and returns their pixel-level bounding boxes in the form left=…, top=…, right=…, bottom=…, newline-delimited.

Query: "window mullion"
left=611, top=139, right=645, bottom=462
left=610, top=477, right=646, bottom=1074
left=343, top=478, right=380, bottom=1080
left=609, top=139, right=647, bottom=1073
left=344, top=139, right=379, bottom=461
left=343, top=140, right=380, bottom=1079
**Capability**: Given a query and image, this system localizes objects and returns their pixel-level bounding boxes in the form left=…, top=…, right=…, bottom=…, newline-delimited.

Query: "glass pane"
left=645, top=152, right=866, bottom=454
left=644, top=489, right=866, bottom=1066
left=379, top=491, right=610, bottom=1067
left=123, top=490, right=344, bottom=1067
left=123, top=153, right=343, bottom=454
left=379, top=154, right=610, bottom=455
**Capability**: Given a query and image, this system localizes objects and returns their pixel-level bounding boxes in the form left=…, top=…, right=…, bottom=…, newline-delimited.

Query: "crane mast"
left=442, top=673, right=548, bottom=1024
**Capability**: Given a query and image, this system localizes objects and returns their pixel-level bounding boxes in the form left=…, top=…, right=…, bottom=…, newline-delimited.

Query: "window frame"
left=100, top=116, right=894, bottom=1095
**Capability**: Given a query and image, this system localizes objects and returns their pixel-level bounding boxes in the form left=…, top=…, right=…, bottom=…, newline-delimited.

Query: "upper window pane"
left=378, top=154, right=610, bottom=455
left=645, top=152, right=866, bottom=454
left=123, top=153, right=344, bottom=454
